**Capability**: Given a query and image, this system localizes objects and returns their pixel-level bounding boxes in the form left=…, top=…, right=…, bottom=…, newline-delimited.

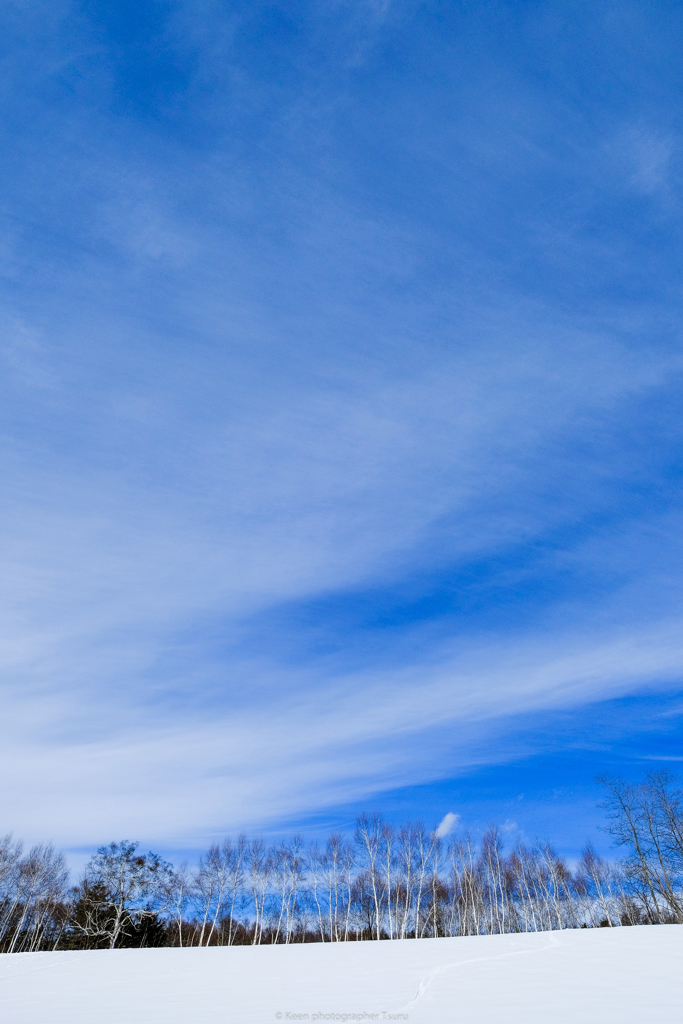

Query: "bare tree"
left=193, top=838, right=247, bottom=946
left=72, top=841, right=172, bottom=949
left=0, top=840, right=67, bottom=953
left=576, top=845, right=617, bottom=927
left=223, top=835, right=248, bottom=946
left=355, top=815, right=383, bottom=940
left=247, top=839, right=271, bottom=945
left=323, top=833, right=355, bottom=941
left=380, top=823, right=396, bottom=939
left=597, top=774, right=683, bottom=922
left=271, top=836, right=304, bottom=944
left=164, top=862, right=193, bottom=947
left=412, top=823, right=438, bottom=938
left=7, top=845, right=68, bottom=953
left=307, top=842, right=327, bottom=941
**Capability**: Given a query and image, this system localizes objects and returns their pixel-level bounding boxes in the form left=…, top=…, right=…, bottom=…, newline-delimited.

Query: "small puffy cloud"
left=435, top=812, right=459, bottom=838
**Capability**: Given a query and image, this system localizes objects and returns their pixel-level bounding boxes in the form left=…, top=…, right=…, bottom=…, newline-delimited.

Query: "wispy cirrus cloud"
left=2, top=0, right=683, bottom=852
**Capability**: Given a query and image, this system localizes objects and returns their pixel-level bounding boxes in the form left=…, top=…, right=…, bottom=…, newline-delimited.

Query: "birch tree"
left=73, top=841, right=172, bottom=949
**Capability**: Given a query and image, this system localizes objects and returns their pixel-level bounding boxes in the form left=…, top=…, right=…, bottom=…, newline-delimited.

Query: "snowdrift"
left=0, top=925, right=680, bottom=1024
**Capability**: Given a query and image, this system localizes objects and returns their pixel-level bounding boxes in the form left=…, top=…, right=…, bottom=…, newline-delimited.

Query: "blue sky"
left=2, top=0, right=683, bottom=860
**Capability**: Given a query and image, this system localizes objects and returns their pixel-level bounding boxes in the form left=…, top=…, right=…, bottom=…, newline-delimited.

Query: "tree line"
left=1, top=771, right=681, bottom=952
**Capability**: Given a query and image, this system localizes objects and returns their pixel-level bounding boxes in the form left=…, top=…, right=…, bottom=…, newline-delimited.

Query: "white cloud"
left=1, top=266, right=682, bottom=847
left=435, top=813, right=459, bottom=838
left=2, top=0, right=683, bottom=856
left=2, top=611, right=683, bottom=849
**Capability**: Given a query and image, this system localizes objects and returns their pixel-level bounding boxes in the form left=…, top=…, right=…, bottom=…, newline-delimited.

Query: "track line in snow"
left=0, top=950, right=112, bottom=981
left=394, top=933, right=560, bottom=1012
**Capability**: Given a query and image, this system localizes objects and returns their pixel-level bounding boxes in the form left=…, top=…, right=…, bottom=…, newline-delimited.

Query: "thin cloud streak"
left=1, top=1, right=683, bottom=849
left=3, top=616, right=683, bottom=847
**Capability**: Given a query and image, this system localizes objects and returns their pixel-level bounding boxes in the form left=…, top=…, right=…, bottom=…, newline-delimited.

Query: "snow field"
left=0, top=924, right=680, bottom=1024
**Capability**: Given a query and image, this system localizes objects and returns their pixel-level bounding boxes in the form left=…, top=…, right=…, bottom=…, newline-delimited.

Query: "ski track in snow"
left=0, top=949, right=111, bottom=981
left=395, top=932, right=560, bottom=1011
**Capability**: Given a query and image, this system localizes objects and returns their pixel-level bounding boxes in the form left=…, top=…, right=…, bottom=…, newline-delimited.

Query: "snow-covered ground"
left=0, top=926, right=680, bottom=1024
